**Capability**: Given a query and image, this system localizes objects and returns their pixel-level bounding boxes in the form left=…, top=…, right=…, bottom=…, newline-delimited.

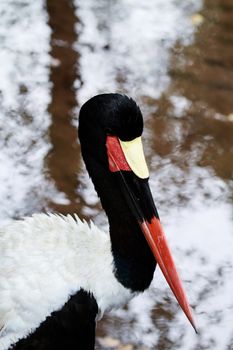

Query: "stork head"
left=79, top=93, right=196, bottom=332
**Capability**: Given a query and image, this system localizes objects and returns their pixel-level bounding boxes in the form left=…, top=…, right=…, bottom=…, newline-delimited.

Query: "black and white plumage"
left=0, top=94, right=195, bottom=350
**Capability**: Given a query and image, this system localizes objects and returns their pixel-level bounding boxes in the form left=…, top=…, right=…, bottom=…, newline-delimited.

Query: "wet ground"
left=0, top=0, right=233, bottom=349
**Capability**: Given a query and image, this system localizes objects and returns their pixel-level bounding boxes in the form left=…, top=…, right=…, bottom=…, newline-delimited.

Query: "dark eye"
left=106, top=127, right=113, bottom=135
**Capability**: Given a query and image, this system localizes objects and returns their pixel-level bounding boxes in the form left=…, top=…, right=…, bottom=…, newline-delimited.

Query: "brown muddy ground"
left=44, top=0, right=233, bottom=348
left=152, top=0, right=233, bottom=183
left=46, top=0, right=83, bottom=215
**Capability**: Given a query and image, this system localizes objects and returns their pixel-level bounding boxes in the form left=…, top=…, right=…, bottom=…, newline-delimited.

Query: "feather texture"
left=0, top=214, right=132, bottom=350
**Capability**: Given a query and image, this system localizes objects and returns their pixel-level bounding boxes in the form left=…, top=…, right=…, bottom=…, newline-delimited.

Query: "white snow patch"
left=0, top=0, right=61, bottom=222
left=75, top=0, right=203, bottom=104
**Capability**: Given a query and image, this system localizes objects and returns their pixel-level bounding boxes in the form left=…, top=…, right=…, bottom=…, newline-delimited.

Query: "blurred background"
left=0, top=0, right=233, bottom=349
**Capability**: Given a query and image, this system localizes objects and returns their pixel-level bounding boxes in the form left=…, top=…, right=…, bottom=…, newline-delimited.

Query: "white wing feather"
left=0, top=214, right=132, bottom=350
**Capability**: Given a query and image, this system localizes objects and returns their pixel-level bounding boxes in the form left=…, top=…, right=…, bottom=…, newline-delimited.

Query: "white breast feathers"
left=0, top=214, right=132, bottom=350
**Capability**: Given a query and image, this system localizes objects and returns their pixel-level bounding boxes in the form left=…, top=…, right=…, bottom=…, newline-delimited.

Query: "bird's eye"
left=106, top=127, right=113, bottom=135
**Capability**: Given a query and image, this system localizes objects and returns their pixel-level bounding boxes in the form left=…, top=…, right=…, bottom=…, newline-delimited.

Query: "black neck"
left=82, top=151, right=156, bottom=292
left=78, top=94, right=156, bottom=292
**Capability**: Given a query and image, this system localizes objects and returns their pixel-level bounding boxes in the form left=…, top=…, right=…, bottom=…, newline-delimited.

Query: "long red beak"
left=106, top=135, right=197, bottom=332
left=140, top=217, right=197, bottom=332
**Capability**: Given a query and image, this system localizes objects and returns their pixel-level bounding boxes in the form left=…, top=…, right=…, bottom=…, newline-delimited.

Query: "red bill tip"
left=140, top=217, right=197, bottom=332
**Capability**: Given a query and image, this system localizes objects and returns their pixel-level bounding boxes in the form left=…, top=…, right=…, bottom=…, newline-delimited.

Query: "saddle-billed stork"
left=0, top=94, right=196, bottom=350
